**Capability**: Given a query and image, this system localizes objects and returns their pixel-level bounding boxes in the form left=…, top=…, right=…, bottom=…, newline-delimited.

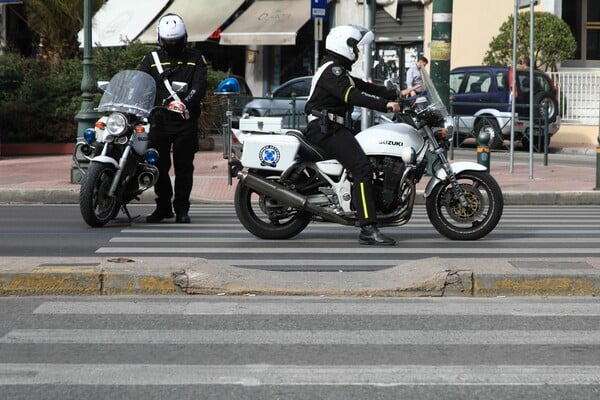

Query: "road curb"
left=2, top=257, right=600, bottom=297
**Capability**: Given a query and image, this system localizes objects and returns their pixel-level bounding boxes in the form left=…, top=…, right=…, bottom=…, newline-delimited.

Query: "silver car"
left=243, top=76, right=312, bottom=130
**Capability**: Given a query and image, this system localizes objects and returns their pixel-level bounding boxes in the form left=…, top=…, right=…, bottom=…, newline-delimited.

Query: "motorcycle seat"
left=285, top=131, right=328, bottom=162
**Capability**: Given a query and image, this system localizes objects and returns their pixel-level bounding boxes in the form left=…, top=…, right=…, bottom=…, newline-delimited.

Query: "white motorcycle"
left=74, top=70, right=187, bottom=227
left=225, top=71, right=503, bottom=240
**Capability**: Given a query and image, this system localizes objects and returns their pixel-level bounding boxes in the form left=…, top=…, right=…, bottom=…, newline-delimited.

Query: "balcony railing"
left=547, top=70, right=600, bottom=125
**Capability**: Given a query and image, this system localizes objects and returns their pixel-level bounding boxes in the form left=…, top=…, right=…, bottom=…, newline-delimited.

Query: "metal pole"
left=509, top=0, right=518, bottom=173
left=430, top=0, right=453, bottom=110
left=72, top=0, right=97, bottom=184
left=528, top=0, right=534, bottom=179
left=361, top=0, right=375, bottom=130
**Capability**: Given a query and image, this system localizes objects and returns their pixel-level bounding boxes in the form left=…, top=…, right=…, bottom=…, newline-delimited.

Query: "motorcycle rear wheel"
left=426, top=170, right=503, bottom=240
left=79, top=162, right=120, bottom=227
left=234, top=174, right=312, bottom=240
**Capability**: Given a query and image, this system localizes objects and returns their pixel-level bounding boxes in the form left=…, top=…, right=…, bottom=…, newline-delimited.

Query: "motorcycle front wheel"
left=79, top=162, right=120, bottom=227
left=426, top=170, right=503, bottom=240
left=234, top=173, right=312, bottom=240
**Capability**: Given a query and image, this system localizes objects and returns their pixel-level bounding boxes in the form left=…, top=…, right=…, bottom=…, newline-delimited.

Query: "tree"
left=483, top=12, right=576, bottom=71
left=23, top=0, right=105, bottom=65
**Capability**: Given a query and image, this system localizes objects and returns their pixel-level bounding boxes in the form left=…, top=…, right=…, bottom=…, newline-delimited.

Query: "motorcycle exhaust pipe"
left=238, top=171, right=352, bottom=226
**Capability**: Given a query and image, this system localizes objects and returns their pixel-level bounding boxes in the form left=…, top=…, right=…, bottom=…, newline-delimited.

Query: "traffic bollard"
left=476, top=129, right=491, bottom=170
left=595, top=134, right=600, bottom=190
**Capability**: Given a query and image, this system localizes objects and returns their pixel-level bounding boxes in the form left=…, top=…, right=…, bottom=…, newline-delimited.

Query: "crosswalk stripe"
left=1, top=364, right=599, bottom=386
left=32, top=300, right=600, bottom=316
left=95, top=246, right=600, bottom=254
left=2, top=329, right=599, bottom=345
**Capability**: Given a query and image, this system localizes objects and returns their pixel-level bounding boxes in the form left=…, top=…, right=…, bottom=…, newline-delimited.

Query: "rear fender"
left=424, top=161, right=487, bottom=197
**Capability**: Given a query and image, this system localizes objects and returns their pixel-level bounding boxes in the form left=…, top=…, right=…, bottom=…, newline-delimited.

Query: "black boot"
left=146, top=200, right=174, bottom=223
left=359, top=224, right=396, bottom=246
left=175, top=204, right=191, bottom=223
left=176, top=213, right=191, bottom=223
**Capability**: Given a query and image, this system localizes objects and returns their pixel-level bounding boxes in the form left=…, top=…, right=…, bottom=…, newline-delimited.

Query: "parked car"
left=243, top=76, right=312, bottom=129
left=449, top=65, right=560, bottom=150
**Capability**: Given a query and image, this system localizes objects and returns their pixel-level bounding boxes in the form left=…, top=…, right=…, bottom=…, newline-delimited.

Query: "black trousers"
left=305, top=120, right=377, bottom=226
left=149, top=121, right=198, bottom=215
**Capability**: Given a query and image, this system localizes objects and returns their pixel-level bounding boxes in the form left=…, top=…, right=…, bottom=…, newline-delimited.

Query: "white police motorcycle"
left=226, top=70, right=503, bottom=241
left=74, top=70, right=187, bottom=227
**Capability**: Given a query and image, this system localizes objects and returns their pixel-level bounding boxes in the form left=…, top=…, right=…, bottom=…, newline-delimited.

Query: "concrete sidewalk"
left=1, top=142, right=600, bottom=297
left=0, top=143, right=599, bottom=205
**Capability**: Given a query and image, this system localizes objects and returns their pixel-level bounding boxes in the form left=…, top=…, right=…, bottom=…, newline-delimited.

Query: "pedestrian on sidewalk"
left=139, top=13, right=207, bottom=223
left=405, top=55, right=428, bottom=97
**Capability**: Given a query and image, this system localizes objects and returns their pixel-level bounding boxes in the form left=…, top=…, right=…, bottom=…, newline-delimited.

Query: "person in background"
left=139, top=14, right=207, bottom=223
left=304, top=25, right=402, bottom=246
left=405, top=55, right=428, bottom=96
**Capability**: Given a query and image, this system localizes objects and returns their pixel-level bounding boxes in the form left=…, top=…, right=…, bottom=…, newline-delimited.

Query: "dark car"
left=242, top=76, right=312, bottom=129
left=449, top=65, right=560, bottom=149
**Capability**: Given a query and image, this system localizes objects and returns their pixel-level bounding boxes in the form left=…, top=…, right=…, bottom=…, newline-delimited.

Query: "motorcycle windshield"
left=97, top=70, right=156, bottom=117
left=419, top=68, right=449, bottom=118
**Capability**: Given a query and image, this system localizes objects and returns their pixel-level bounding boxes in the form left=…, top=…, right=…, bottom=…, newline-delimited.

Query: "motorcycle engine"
left=371, top=156, right=406, bottom=213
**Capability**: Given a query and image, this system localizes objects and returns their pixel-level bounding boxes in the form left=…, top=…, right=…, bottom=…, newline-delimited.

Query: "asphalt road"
left=2, top=203, right=600, bottom=271
left=1, top=296, right=599, bottom=399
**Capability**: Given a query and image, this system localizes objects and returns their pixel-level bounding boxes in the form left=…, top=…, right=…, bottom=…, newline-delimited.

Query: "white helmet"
left=157, top=14, right=187, bottom=46
left=325, top=25, right=374, bottom=63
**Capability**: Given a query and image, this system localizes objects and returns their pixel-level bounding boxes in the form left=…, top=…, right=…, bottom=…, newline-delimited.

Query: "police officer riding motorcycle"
left=304, top=25, right=401, bottom=245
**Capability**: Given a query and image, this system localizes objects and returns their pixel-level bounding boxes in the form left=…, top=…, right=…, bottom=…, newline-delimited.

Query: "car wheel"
left=474, top=118, right=504, bottom=149
left=533, top=91, right=558, bottom=123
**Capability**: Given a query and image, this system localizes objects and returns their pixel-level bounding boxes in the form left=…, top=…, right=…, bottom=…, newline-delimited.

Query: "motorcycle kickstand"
left=121, top=204, right=139, bottom=223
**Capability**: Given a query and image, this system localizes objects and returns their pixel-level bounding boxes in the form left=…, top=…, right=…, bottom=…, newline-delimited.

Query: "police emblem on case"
left=332, top=66, right=343, bottom=76
left=259, top=145, right=280, bottom=168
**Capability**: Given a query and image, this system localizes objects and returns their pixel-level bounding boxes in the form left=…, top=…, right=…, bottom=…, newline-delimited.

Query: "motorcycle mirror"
left=97, top=81, right=109, bottom=92
left=171, top=81, right=188, bottom=93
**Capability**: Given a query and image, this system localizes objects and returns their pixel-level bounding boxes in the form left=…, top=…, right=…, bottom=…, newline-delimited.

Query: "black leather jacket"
left=304, top=54, right=396, bottom=119
left=139, top=47, right=207, bottom=125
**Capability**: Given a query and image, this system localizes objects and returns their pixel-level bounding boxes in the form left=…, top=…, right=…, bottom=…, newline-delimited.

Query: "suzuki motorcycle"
left=225, top=70, right=503, bottom=241
left=74, top=70, right=187, bottom=227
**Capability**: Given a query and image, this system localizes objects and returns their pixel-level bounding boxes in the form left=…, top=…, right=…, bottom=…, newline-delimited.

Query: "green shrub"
left=0, top=43, right=230, bottom=143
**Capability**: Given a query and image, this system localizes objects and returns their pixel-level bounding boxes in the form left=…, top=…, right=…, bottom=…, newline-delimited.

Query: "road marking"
left=0, top=364, right=599, bottom=385
left=2, top=329, right=599, bottom=345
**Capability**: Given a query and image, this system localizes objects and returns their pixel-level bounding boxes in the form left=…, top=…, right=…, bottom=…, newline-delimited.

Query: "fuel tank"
left=355, top=122, right=425, bottom=159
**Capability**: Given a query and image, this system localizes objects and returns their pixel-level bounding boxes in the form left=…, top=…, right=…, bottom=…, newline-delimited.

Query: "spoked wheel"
left=79, top=162, right=120, bottom=227
left=426, top=170, right=503, bottom=240
left=234, top=174, right=312, bottom=240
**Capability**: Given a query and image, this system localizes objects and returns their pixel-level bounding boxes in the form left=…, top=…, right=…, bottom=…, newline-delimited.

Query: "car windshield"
left=97, top=70, right=156, bottom=117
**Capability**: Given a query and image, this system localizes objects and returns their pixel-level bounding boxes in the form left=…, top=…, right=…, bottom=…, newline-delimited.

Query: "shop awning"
left=220, top=0, right=310, bottom=46
left=137, top=0, right=246, bottom=43
left=77, top=0, right=169, bottom=47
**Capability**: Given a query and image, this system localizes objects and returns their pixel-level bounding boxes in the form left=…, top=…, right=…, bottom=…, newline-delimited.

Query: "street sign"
left=518, top=0, right=539, bottom=9
left=311, top=0, right=327, bottom=20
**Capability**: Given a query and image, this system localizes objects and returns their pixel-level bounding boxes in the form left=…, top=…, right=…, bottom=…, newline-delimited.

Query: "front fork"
left=423, top=126, right=469, bottom=208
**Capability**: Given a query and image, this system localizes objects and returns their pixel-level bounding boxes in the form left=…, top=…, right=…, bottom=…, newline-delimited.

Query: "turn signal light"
left=135, top=125, right=145, bottom=134
left=95, top=121, right=106, bottom=129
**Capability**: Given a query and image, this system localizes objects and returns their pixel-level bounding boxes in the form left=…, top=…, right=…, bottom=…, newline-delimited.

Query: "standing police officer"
left=139, top=14, right=207, bottom=223
left=304, top=25, right=401, bottom=246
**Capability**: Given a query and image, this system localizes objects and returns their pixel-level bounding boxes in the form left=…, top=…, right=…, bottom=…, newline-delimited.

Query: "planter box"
left=0, top=142, right=75, bottom=156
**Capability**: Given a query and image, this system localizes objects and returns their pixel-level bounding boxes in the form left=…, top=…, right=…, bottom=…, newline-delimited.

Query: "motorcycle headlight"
left=106, top=112, right=128, bottom=136
left=443, top=116, right=455, bottom=141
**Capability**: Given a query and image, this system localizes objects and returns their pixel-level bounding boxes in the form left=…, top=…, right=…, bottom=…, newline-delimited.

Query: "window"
left=465, top=72, right=492, bottom=94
